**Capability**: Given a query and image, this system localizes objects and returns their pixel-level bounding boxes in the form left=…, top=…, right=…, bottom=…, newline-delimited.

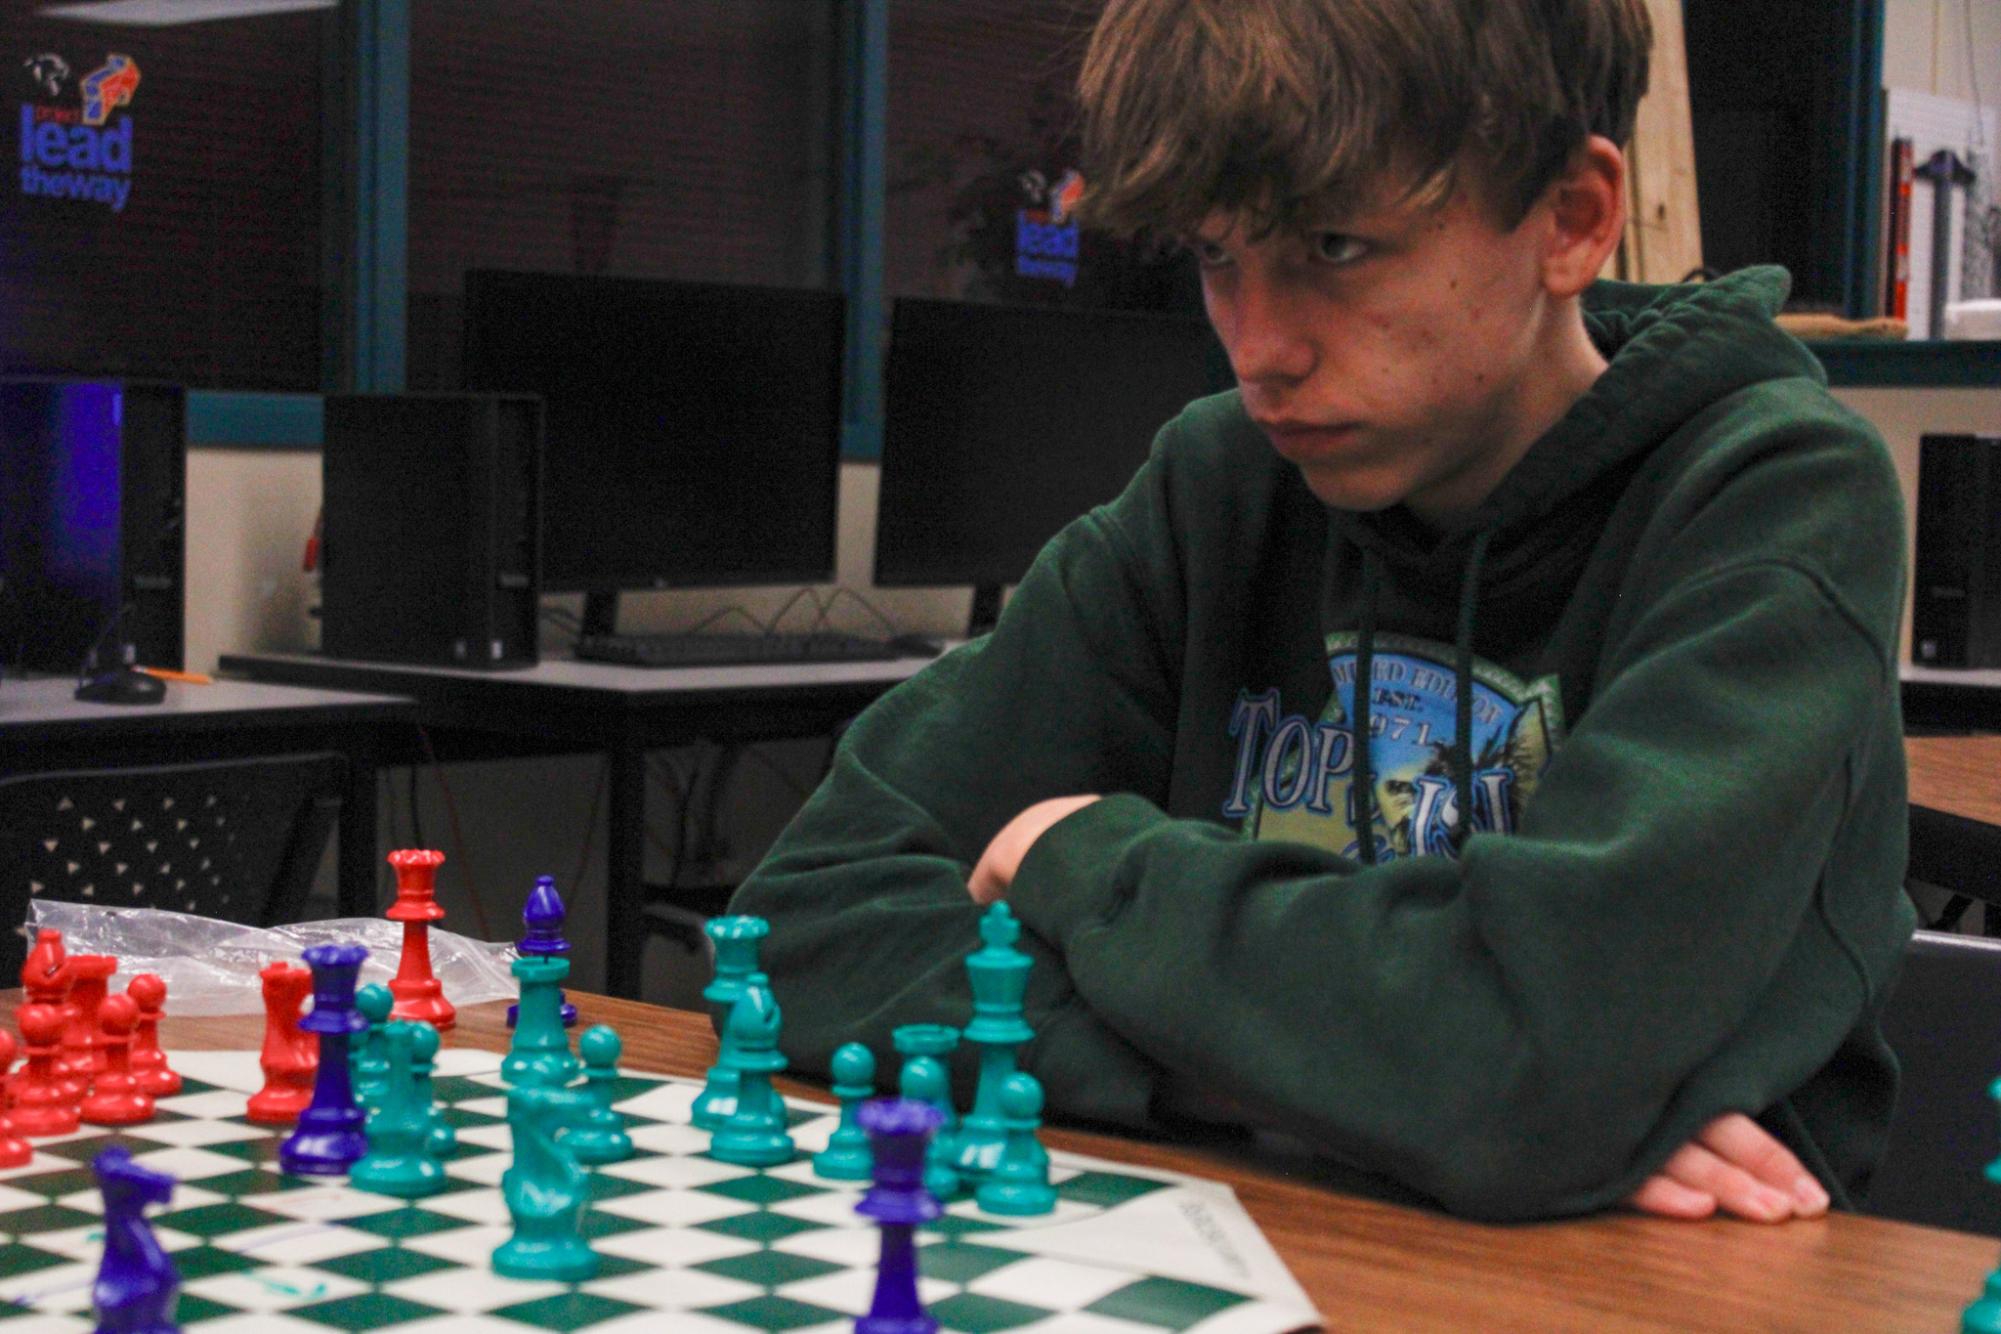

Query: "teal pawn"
left=974, top=1073, right=1055, bottom=1216
left=709, top=979, right=795, bottom=1167
left=1967, top=1271, right=2001, bottom=1334
left=502, top=955, right=580, bottom=1090
left=351, top=1022, right=446, bottom=1199
left=901, top=1055, right=960, bottom=1201
left=811, top=1042, right=874, bottom=1181
left=564, top=1026, right=633, bottom=1166
left=351, top=983, right=394, bottom=1113
left=410, top=1021, right=455, bottom=1160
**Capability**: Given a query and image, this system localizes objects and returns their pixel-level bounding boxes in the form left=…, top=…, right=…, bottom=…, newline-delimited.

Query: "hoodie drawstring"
left=1353, top=551, right=1381, bottom=865
left=1452, top=530, right=1494, bottom=852
left=1349, top=530, right=1492, bottom=864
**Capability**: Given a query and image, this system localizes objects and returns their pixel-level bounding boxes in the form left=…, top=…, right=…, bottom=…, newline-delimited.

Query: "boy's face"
left=1191, top=172, right=1597, bottom=526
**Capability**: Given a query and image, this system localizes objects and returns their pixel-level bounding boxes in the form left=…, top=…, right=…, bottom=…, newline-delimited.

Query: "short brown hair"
left=1075, top=0, right=1651, bottom=236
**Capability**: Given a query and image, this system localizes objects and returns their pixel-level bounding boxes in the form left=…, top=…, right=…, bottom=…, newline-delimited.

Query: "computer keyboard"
left=572, top=630, right=905, bottom=668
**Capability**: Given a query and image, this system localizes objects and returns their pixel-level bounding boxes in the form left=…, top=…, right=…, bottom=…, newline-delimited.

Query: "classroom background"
left=0, top=0, right=1996, bottom=1011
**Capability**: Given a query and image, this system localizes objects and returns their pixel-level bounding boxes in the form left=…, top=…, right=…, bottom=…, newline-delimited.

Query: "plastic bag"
left=27, top=901, right=518, bottom=1016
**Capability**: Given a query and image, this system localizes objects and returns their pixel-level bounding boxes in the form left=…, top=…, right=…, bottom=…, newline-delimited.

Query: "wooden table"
left=54, top=991, right=1999, bottom=1333
left=1906, top=734, right=2001, bottom=908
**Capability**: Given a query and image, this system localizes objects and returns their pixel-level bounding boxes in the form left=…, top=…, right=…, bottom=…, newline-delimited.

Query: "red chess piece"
left=10, top=1004, right=79, bottom=1137
left=0, top=1033, right=25, bottom=1166
left=20, top=930, right=73, bottom=1098
left=246, top=961, right=317, bottom=1125
left=81, top=994, right=152, bottom=1126
left=125, top=974, right=182, bottom=1097
left=59, top=955, right=117, bottom=1097
left=386, top=848, right=455, bottom=1030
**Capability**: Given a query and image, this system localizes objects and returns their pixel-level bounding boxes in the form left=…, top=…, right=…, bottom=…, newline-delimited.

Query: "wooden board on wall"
left=1612, top=0, right=1704, bottom=284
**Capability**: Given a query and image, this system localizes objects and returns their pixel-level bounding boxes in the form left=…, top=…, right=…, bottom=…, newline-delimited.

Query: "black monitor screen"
left=874, top=298, right=1230, bottom=590
left=462, top=271, right=845, bottom=592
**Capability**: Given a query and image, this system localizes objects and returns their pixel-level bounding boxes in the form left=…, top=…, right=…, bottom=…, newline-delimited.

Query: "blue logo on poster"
left=17, top=53, right=139, bottom=212
left=1014, top=169, right=1084, bottom=287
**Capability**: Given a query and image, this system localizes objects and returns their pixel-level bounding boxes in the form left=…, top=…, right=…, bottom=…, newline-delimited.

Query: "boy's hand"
left=1625, top=1113, right=1830, bottom=1222
left=968, top=795, right=1102, bottom=904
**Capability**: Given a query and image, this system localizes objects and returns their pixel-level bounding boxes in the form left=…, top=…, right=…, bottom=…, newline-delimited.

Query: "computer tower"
left=320, top=393, right=542, bottom=668
left=0, top=379, right=186, bottom=675
left=1912, top=433, right=2001, bottom=669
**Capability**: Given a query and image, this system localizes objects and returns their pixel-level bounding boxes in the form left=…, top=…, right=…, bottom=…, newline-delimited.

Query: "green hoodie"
left=732, top=266, right=1914, bottom=1222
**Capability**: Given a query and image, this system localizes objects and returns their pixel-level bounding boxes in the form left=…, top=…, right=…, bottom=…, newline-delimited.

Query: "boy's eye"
left=1184, top=237, right=1232, bottom=268
left=1312, top=232, right=1367, bottom=265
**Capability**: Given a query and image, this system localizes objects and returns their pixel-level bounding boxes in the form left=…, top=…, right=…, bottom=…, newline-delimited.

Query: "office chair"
left=1868, top=929, right=2001, bottom=1236
left=0, top=752, right=347, bottom=980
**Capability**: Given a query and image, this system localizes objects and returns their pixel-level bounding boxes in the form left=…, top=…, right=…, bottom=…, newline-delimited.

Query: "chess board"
left=0, top=1049, right=1322, bottom=1333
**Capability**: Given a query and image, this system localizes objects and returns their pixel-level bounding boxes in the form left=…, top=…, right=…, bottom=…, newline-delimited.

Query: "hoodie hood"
left=1323, top=266, right=1821, bottom=861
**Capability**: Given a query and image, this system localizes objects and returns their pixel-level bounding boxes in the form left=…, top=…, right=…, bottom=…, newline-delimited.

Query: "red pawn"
left=125, top=974, right=181, bottom=1097
left=60, top=954, right=118, bottom=1094
left=0, top=1033, right=27, bottom=1166
left=246, top=961, right=317, bottom=1125
left=81, top=994, right=152, bottom=1126
left=21, top=931, right=74, bottom=1098
left=386, top=848, right=455, bottom=1030
left=10, top=1004, right=79, bottom=1137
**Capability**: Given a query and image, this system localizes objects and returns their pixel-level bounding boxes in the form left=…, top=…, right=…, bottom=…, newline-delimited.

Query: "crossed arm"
left=970, top=794, right=1832, bottom=1225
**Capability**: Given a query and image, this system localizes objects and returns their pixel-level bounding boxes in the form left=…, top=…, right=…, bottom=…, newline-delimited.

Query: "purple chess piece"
left=91, top=1146, right=178, bottom=1334
left=508, top=876, right=577, bottom=1029
left=279, top=943, right=370, bottom=1175
left=855, top=1097, right=944, bottom=1334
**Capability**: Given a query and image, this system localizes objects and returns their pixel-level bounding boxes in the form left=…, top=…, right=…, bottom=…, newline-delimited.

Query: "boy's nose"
left=1216, top=280, right=1316, bottom=387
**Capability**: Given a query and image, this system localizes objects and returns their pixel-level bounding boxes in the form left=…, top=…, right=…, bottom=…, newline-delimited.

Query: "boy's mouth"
left=1256, top=419, right=1362, bottom=462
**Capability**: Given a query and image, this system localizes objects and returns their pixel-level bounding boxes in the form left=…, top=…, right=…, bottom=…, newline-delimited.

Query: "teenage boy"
left=732, top=0, right=1911, bottom=1224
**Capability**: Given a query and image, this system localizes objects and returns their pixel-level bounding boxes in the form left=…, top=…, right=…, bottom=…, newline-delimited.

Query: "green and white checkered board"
left=0, top=1049, right=1320, bottom=1333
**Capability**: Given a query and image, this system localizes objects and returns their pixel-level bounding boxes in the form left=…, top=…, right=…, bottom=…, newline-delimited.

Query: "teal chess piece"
left=409, top=1021, right=455, bottom=1160
left=892, top=1023, right=959, bottom=1064
left=709, top=978, right=795, bottom=1167
left=501, top=955, right=580, bottom=1090
left=692, top=916, right=769, bottom=1130
left=564, top=1026, right=633, bottom=1166
left=812, top=1042, right=875, bottom=1181
left=495, top=1084, right=600, bottom=1282
left=956, top=903, right=1036, bottom=1180
left=351, top=983, right=394, bottom=1113
left=901, top=1055, right=960, bottom=1201
left=1967, top=1078, right=2001, bottom=1332
left=351, top=1021, right=447, bottom=1199
left=974, top=1073, right=1056, bottom=1216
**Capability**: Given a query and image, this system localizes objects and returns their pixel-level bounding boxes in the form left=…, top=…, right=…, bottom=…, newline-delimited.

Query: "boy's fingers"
left=1625, top=1171, right=1717, bottom=1220
left=1695, top=1113, right=1829, bottom=1215
left=1648, top=1140, right=1795, bottom=1222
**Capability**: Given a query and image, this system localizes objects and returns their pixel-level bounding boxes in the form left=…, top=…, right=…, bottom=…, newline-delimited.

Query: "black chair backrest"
left=0, top=752, right=346, bottom=980
left=1869, top=929, right=2001, bottom=1236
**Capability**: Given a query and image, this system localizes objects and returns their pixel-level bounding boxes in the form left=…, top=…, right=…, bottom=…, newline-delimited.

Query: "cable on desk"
left=415, top=723, right=494, bottom=942
left=568, top=757, right=609, bottom=900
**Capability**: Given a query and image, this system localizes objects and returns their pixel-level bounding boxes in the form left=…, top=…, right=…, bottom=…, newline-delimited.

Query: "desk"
left=1907, top=733, right=2001, bottom=909
left=0, top=676, right=416, bottom=919
left=217, top=652, right=932, bottom=999
left=1905, top=663, right=2001, bottom=731
left=58, top=993, right=1994, bottom=1332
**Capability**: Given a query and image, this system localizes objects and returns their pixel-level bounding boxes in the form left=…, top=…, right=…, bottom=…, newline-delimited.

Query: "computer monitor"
left=874, top=298, right=1231, bottom=634
left=461, top=270, right=845, bottom=628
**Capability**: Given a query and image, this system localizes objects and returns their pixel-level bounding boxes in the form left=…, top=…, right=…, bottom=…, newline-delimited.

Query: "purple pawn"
left=280, top=943, right=370, bottom=1175
left=509, top=876, right=578, bottom=1029
left=92, top=1146, right=177, bottom=1334
left=856, top=1097, right=944, bottom=1334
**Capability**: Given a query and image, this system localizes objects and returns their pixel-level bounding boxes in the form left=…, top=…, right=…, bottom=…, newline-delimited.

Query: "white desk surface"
left=0, top=675, right=415, bottom=729
left=1903, top=663, right=2001, bottom=691
left=222, top=649, right=944, bottom=697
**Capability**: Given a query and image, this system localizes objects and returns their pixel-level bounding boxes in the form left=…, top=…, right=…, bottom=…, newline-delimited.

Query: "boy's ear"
left=1540, top=135, right=1626, bottom=297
